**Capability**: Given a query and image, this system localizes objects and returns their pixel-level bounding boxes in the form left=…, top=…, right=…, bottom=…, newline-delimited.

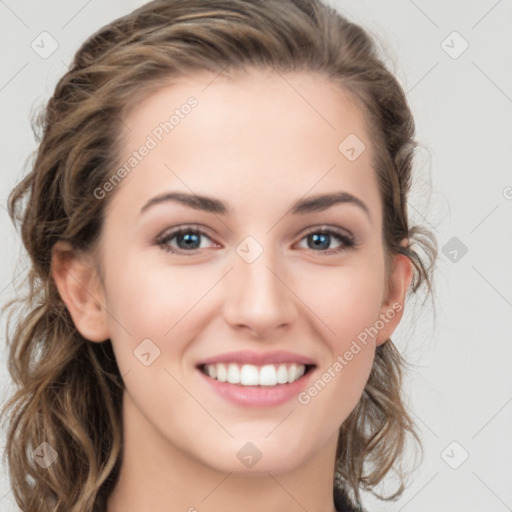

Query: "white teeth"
left=240, top=364, right=260, bottom=385
left=227, top=363, right=240, bottom=384
left=207, top=365, right=217, bottom=379
left=276, top=364, right=289, bottom=384
left=216, top=363, right=227, bottom=382
left=288, top=363, right=298, bottom=382
left=202, top=362, right=308, bottom=386
left=259, top=365, right=277, bottom=386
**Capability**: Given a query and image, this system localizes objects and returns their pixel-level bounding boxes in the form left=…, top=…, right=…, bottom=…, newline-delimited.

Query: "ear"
left=375, top=239, right=413, bottom=346
left=51, top=241, right=110, bottom=342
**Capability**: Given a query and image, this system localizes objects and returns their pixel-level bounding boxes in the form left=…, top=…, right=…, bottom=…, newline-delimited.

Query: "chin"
left=195, top=436, right=316, bottom=476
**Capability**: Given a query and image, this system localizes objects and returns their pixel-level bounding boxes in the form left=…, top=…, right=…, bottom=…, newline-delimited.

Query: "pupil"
left=179, top=232, right=200, bottom=249
left=310, top=233, right=329, bottom=250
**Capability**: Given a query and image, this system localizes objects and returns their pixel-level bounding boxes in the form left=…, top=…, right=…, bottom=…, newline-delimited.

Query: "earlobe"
left=375, top=245, right=413, bottom=346
left=51, top=241, right=110, bottom=343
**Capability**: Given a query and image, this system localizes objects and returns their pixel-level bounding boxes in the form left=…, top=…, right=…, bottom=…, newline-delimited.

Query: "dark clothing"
left=334, top=486, right=364, bottom=512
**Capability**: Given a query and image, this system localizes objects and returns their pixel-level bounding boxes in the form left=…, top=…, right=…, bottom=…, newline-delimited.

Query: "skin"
left=52, top=69, right=412, bottom=512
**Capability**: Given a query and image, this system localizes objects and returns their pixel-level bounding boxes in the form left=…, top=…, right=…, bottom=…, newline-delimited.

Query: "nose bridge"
left=223, top=234, right=295, bottom=336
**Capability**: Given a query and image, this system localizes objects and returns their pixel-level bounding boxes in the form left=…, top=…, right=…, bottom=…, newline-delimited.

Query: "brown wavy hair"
left=1, top=0, right=437, bottom=510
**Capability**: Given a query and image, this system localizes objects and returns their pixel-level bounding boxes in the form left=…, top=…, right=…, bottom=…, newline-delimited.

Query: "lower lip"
left=197, top=368, right=315, bottom=407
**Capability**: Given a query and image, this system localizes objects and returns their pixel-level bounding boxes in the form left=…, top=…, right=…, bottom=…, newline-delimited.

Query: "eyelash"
left=155, top=225, right=358, bottom=256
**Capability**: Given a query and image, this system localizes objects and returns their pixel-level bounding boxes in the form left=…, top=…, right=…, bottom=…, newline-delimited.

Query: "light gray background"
left=1, top=1, right=511, bottom=511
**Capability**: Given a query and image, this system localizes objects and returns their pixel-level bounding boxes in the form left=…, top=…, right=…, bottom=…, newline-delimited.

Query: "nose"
left=222, top=240, right=297, bottom=339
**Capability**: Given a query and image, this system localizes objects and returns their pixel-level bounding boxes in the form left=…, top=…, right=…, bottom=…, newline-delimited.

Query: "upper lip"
left=197, top=350, right=317, bottom=367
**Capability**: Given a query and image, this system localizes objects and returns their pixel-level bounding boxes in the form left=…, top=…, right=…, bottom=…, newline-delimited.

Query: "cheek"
left=103, top=250, right=205, bottom=333
left=296, top=259, right=385, bottom=346
left=293, top=259, right=384, bottom=407
left=100, top=251, right=206, bottom=377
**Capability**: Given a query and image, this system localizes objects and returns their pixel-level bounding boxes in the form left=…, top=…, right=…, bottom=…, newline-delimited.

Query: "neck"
left=106, top=390, right=339, bottom=512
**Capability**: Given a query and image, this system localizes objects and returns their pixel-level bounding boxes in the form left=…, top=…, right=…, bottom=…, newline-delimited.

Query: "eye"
left=295, top=227, right=357, bottom=255
left=156, top=226, right=217, bottom=255
left=156, top=225, right=358, bottom=256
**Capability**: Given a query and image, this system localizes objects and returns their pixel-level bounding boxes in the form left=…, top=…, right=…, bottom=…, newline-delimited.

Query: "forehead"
left=107, top=69, right=380, bottom=225
left=121, top=69, right=370, bottom=149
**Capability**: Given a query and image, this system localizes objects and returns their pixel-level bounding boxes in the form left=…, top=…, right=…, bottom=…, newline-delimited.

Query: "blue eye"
left=156, top=226, right=357, bottom=255
left=156, top=227, right=215, bottom=254
left=297, top=227, right=356, bottom=254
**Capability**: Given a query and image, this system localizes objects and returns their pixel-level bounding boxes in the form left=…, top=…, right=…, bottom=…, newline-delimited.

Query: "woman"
left=1, top=1, right=437, bottom=511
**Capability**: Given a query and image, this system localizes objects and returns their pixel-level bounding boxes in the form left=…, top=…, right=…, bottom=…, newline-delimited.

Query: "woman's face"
left=90, top=69, right=407, bottom=474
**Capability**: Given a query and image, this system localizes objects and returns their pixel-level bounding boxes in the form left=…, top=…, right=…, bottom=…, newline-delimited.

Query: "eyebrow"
left=140, top=191, right=371, bottom=222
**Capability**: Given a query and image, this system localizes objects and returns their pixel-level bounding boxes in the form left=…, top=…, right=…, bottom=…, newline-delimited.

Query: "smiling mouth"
left=197, top=362, right=316, bottom=387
